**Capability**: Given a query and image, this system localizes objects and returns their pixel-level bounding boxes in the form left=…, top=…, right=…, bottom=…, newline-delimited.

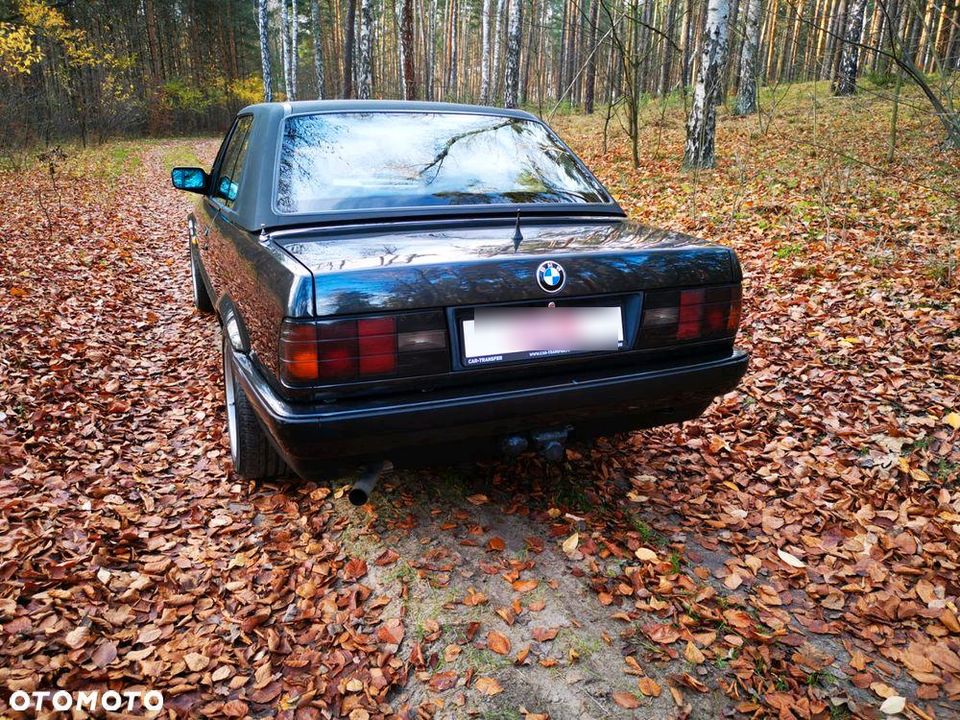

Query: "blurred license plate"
left=462, top=306, right=623, bottom=366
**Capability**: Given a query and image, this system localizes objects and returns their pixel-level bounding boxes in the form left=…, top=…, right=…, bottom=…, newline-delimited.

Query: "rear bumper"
left=231, top=350, right=749, bottom=478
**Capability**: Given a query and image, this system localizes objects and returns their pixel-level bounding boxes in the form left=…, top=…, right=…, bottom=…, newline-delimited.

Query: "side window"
left=214, top=115, right=253, bottom=208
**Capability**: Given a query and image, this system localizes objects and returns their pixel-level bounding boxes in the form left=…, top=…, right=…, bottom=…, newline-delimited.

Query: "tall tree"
left=344, top=0, right=357, bottom=98
left=733, top=0, right=762, bottom=114
left=310, top=0, right=325, bottom=98
left=834, top=0, right=867, bottom=94
left=400, top=0, right=416, bottom=98
left=504, top=0, right=523, bottom=108
left=258, top=0, right=273, bottom=101
left=480, top=0, right=493, bottom=103
left=584, top=0, right=600, bottom=112
left=684, top=0, right=731, bottom=168
left=357, top=0, right=373, bottom=97
left=280, top=0, right=292, bottom=98
left=290, top=0, right=299, bottom=99
left=492, top=0, right=507, bottom=99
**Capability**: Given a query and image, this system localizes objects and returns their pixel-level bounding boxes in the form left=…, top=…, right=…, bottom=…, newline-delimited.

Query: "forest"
left=1, top=0, right=959, bottom=164
left=1, top=0, right=959, bottom=719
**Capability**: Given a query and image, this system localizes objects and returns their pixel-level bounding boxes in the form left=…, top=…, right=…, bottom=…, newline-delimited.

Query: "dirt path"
left=1, top=139, right=958, bottom=720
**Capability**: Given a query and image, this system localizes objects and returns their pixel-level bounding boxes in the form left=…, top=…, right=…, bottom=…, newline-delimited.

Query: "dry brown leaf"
left=512, top=579, right=539, bottom=593
left=638, top=677, right=662, bottom=697
left=184, top=652, right=209, bottom=672
left=684, top=641, right=705, bottom=664
left=777, top=549, right=806, bottom=568
left=612, top=691, right=642, bottom=708
left=474, top=677, right=503, bottom=696
left=487, top=631, right=511, bottom=655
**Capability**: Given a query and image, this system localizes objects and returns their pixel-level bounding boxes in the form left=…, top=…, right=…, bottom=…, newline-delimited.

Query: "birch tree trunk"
left=833, top=0, right=867, bottom=94
left=280, top=0, right=292, bottom=98
left=683, top=0, right=731, bottom=168
left=733, top=0, right=761, bottom=114
left=290, top=0, right=299, bottom=100
left=447, top=0, right=459, bottom=97
left=257, top=0, right=273, bottom=101
left=492, top=0, right=507, bottom=100
left=400, top=0, right=416, bottom=99
left=504, top=0, right=523, bottom=108
left=357, top=0, right=373, bottom=98
left=344, top=0, right=356, bottom=98
left=310, top=0, right=325, bottom=98
left=480, top=0, right=493, bottom=103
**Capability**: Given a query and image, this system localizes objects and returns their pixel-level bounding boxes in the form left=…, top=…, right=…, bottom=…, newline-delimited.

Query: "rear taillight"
left=639, top=285, right=741, bottom=347
left=280, top=311, right=448, bottom=384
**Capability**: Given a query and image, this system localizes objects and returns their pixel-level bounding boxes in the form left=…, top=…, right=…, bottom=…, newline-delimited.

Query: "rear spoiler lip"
left=260, top=208, right=628, bottom=241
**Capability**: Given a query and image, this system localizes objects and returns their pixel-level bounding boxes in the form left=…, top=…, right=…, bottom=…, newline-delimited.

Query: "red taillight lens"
left=357, top=317, right=397, bottom=375
left=677, top=289, right=705, bottom=340
left=317, top=320, right=358, bottom=380
left=727, top=287, right=742, bottom=333
left=279, top=312, right=448, bottom=385
left=640, top=284, right=741, bottom=347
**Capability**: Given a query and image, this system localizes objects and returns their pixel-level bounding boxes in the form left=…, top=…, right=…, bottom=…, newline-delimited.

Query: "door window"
left=214, top=115, right=253, bottom=207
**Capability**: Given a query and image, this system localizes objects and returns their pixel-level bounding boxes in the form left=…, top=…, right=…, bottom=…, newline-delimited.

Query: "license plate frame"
left=460, top=304, right=625, bottom=367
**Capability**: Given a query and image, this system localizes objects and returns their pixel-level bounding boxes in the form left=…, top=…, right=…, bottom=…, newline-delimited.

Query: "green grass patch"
left=161, top=145, right=203, bottom=173
left=774, top=242, right=806, bottom=260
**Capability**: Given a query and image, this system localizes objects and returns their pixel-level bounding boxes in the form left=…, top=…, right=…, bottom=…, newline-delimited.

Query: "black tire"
left=191, top=248, right=215, bottom=314
left=222, top=335, right=286, bottom=480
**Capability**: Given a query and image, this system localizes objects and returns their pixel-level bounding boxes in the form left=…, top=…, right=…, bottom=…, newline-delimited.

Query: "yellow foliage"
left=0, top=22, right=41, bottom=74
left=228, top=75, right=266, bottom=106
left=0, top=0, right=113, bottom=76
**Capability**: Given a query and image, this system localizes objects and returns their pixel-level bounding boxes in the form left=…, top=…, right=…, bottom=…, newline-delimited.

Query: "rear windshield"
left=275, top=112, right=612, bottom=214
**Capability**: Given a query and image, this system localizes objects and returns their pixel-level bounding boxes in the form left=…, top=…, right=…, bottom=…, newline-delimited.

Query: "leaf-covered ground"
left=1, top=82, right=958, bottom=719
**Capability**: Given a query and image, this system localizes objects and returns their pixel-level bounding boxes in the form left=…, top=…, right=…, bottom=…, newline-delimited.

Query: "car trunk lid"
left=277, top=218, right=737, bottom=317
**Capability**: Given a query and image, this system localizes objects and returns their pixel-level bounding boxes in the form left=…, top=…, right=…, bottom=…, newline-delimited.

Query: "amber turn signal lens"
left=279, top=322, right=320, bottom=382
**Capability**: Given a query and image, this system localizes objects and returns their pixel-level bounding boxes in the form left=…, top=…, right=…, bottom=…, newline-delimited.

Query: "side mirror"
left=171, top=167, right=209, bottom=194
left=218, top=176, right=239, bottom=202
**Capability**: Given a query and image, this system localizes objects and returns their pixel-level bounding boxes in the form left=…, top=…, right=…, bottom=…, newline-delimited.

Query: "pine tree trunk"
left=733, top=0, right=761, bottom=114
left=310, top=0, right=325, bottom=98
left=258, top=0, right=273, bottom=101
left=344, top=0, right=356, bottom=98
left=144, top=0, right=162, bottom=83
left=358, top=0, right=373, bottom=97
left=680, top=0, right=695, bottom=87
left=683, top=0, right=731, bottom=168
left=400, top=0, right=416, bottom=99
left=504, top=0, right=523, bottom=107
left=480, top=0, right=493, bottom=103
left=658, top=0, right=678, bottom=95
left=584, top=0, right=600, bottom=112
left=833, top=0, right=866, bottom=94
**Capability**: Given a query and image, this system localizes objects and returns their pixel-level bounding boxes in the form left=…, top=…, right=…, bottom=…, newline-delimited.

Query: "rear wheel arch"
left=217, top=296, right=252, bottom=354
left=221, top=334, right=286, bottom=480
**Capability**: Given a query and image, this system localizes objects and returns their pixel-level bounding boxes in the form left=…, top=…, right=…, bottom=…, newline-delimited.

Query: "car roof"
left=212, top=101, right=623, bottom=231
left=237, top=99, right=541, bottom=122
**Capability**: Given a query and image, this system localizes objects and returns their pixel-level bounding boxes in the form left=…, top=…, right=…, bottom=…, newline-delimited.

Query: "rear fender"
left=218, top=296, right=252, bottom=354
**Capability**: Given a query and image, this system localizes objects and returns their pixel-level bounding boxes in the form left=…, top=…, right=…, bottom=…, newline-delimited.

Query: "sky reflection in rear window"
left=275, top=112, right=611, bottom=213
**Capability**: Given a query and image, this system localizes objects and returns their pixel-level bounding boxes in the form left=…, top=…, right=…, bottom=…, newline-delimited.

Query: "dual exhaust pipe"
left=501, top=427, right=570, bottom=462
left=348, top=428, right=569, bottom=505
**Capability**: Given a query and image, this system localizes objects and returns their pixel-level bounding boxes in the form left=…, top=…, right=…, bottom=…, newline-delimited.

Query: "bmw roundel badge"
left=536, top=260, right=566, bottom=293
